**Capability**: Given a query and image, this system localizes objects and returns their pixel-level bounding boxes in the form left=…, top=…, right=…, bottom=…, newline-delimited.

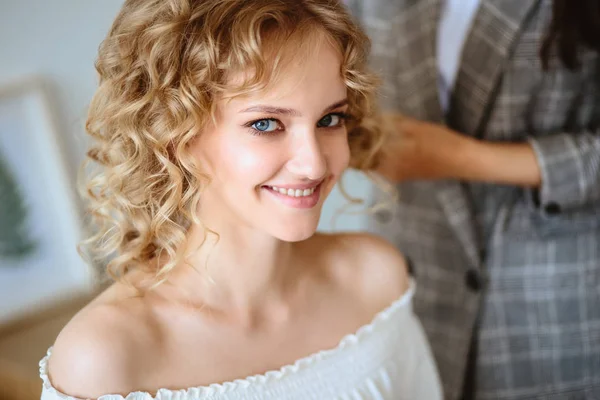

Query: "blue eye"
left=251, top=119, right=279, bottom=132
left=317, top=113, right=346, bottom=128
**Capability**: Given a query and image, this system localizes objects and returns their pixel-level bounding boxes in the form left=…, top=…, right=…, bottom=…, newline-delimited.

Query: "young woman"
left=39, top=0, right=441, bottom=399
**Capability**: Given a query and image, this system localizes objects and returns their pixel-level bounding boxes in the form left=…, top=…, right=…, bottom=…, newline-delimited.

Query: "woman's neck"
left=167, top=222, right=307, bottom=321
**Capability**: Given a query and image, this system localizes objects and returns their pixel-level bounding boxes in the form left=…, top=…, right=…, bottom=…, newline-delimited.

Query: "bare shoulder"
left=315, top=232, right=411, bottom=306
left=48, top=286, right=162, bottom=398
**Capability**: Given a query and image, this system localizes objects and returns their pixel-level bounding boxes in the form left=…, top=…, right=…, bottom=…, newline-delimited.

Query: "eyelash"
left=244, top=112, right=351, bottom=136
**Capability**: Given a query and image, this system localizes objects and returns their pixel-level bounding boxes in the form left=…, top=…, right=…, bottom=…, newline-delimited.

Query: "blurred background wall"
left=0, top=0, right=125, bottom=176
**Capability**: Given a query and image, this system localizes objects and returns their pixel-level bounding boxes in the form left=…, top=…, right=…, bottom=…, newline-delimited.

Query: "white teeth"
left=268, top=186, right=316, bottom=198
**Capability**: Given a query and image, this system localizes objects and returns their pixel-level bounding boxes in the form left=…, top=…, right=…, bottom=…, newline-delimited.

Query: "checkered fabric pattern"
left=347, top=0, right=600, bottom=398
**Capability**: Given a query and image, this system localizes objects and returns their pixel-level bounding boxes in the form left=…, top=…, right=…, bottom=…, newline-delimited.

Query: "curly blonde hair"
left=82, top=0, right=387, bottom=284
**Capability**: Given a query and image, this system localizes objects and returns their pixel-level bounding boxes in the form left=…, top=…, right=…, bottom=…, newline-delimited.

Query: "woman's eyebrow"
left=239, top=98, right=348, bottom=116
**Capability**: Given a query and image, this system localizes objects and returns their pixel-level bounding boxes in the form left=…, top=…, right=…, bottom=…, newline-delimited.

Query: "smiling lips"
left=267, top=186, right=316, bottom=197
left=263, top=181, right=324, bottom=209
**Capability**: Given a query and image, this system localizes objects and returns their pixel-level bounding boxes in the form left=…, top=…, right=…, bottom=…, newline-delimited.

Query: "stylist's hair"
left=81, top=0, right=384, bottom=285
left=540, top=0, right=600, bottom=70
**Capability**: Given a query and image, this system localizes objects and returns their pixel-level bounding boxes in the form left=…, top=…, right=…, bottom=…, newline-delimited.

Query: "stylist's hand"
left=376, top=117, right=476, bottom=182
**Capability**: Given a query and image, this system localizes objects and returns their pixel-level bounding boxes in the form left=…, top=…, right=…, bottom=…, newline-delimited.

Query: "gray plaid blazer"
left=347, top=0, right=600, bottom=399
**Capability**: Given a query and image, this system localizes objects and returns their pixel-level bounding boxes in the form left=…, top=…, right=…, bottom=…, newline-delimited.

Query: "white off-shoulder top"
left=39, top=281, right=442, bottom=400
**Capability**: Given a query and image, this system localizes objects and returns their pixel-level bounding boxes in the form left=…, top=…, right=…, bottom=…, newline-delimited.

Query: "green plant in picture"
left=0, top=153, right=36, bottom=260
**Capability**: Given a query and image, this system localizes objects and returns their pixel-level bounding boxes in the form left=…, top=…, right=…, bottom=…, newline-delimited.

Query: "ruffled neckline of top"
left=40, top=280, right=415, bottom=400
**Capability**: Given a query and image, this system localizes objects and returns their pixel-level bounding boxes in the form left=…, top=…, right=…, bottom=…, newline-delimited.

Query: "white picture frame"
left=0, top=77, right=94, bottom=325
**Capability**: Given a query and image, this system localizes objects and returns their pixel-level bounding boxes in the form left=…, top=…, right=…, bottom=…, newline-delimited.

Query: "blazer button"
left=405, top=256, right=416, bottom=277
left=544, top=202, right=561, bottom=215
left=374, top=209, right=392, bottom=223
left=465, top=269, right=482, bottom=292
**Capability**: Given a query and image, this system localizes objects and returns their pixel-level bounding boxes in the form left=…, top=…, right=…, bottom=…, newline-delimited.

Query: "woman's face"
left=190, top=37, right=350, bottom=242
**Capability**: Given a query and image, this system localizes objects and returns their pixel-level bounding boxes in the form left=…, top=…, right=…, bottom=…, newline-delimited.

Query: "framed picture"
left=0, top=77, right=94, bottom=326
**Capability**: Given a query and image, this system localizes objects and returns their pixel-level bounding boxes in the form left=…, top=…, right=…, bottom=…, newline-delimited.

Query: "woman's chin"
left=272, top=222, right=320, bottom=243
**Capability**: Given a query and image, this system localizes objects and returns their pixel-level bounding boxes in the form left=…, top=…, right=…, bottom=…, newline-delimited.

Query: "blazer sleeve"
left=528, top=129, right=600, bottom=214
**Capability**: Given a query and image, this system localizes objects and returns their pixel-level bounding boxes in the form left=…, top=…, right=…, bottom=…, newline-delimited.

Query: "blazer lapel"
left=434, top=1, right=542, bottom=269
left=447, top=0, right=542, bottom=136
left=436, top=181, right=481, bottom=269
